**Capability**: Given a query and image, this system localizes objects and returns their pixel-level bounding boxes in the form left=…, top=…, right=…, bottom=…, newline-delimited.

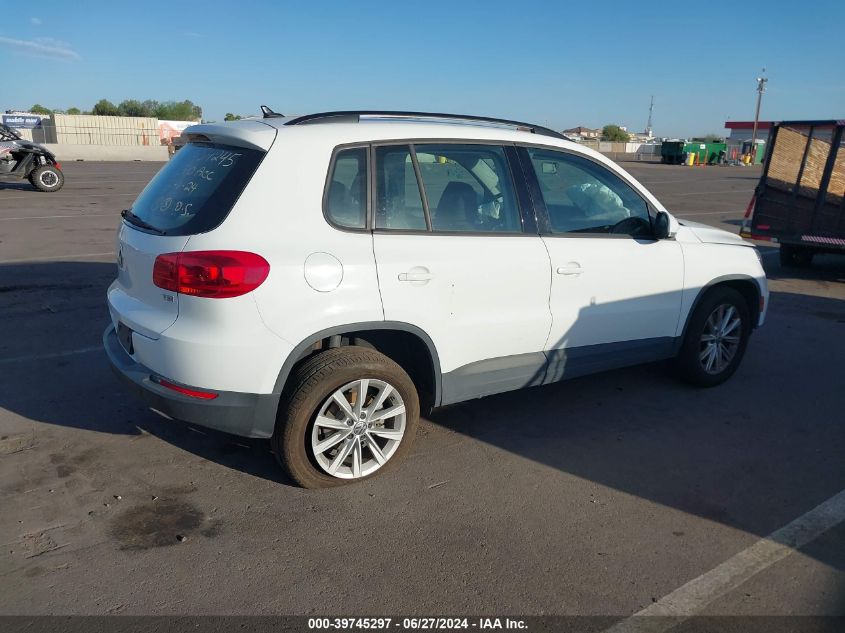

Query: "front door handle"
left=556, top=263, right=586, bottom=276
left=398, top=267, right=434, bottom=282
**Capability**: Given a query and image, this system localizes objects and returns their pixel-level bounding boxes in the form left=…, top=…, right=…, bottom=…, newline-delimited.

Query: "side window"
left=528, top=148, right=652, bottom=237
left=375, top=146, right=427, bottom=230
left=415, top=144, right=521, bottom=233
left=326, top=147, right=367, bottom=229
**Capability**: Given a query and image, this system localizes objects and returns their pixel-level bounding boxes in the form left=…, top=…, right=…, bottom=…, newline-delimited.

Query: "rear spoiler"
left=182, top=121, right=277, bottom=152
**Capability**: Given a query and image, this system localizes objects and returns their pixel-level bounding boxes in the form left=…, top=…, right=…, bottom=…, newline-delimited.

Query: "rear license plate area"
left=117, top=322, right=134, bottom=355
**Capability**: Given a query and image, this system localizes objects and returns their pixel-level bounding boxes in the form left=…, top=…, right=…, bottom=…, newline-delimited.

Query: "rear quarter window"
left=128, top=142, right=264, bottom=236
left=325, top=147, right=368, bottom=229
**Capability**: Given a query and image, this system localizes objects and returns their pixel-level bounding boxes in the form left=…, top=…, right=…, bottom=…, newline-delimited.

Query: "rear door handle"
left=556, top=264, right=586, bottom=276
left=398, top=269, right=434, bottom=282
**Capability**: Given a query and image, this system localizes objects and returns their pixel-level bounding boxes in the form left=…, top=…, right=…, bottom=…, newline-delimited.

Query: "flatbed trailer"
left=741, top=120, right=845, bottom=266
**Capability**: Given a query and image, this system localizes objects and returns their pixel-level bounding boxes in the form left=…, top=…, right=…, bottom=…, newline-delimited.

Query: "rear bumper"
left=103, top=325, right=280, bottom=438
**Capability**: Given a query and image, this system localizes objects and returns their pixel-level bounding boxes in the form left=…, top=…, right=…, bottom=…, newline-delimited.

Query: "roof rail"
left=283, top=110, right=569, bottom=140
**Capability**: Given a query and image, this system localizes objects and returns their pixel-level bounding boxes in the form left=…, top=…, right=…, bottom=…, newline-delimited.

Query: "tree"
left=155, top=100, right=202, bottom=121
left=92, top=99, right=119, bottom=116
left=66, top=107, right=81, bottom=115
left=601, top=124, right=630, bottom=142
left=224, top=113, right=242, bottom=121
left=88, top=97, right=203, bottom=120
left=29, top=104, right=52, bottom=115
left=142, top=100, right=160, bottom=116
left=117, top=99, right=149, bottom=117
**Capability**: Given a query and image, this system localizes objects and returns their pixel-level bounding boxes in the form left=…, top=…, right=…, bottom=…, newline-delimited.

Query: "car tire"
left=779, top=244, right=813, bottom=268
left=271, top=346, right=420, bottom=488
left=676, top=286, right=751, bottom=387
left=29, top=165, right=64, bottom=192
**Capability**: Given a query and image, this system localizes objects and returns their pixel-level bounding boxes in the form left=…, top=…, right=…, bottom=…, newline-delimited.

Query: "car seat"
left=434, top=182, right=477, bottom=231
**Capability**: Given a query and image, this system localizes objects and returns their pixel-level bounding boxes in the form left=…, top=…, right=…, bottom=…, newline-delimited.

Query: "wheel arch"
left=272, top=321, right=442, bottom=410
left=678, top=275, right=763, bottom=349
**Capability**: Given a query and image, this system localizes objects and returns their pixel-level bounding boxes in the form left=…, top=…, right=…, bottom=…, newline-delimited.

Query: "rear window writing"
left=128, top=142, right=264, bottom=235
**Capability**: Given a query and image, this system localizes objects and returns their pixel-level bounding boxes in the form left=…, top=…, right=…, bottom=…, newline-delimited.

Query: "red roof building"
left=723, top=121, right=773, bottom=160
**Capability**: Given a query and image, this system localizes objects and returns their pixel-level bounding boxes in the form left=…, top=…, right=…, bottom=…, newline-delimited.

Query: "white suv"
left=105, top=110, right=768, bottom=488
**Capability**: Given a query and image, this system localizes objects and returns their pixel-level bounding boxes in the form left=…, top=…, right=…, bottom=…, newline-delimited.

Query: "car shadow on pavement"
left=2, top=260, right=845, bottom=566
left=0, top=260, right=292, bottom=486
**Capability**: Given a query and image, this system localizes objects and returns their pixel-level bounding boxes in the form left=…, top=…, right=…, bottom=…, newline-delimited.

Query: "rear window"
left=128, top=142, right=264, bottom=235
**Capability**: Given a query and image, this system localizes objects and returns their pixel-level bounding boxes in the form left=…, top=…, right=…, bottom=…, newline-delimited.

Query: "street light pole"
left=749, top=69, right=767, bottom=164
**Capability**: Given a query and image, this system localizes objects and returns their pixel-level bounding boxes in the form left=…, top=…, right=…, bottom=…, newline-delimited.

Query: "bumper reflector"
left=152, top=376, right=218, bottom=400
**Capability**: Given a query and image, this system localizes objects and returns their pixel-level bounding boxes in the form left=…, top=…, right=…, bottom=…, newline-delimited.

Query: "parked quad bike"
left=0, top=124, right=64, bottom=192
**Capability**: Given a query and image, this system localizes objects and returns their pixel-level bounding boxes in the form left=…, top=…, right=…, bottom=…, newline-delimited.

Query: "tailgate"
left=108, top=224, right=189, bottom=339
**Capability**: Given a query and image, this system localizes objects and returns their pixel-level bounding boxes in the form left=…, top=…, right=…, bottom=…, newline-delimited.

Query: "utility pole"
left=749, top=69, right=767, bottom=164
left=645, top=95, right=654, bottom=139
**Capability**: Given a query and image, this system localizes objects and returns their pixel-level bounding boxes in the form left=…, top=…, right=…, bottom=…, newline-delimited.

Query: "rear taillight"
left=153, top=250, right=270, bottom=299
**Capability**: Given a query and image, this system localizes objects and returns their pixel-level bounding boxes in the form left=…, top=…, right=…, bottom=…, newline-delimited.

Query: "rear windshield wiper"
left=121, top=209, right=166, bottom=235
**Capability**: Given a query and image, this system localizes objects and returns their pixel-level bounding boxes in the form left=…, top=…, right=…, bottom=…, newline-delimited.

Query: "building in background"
left=563, top=126, right=601, bottom=141
left=724, top=120, right=772, bottom=164
left=158, top=120, right=196, bottom=144
left=627, top=129, right=656, bottom=143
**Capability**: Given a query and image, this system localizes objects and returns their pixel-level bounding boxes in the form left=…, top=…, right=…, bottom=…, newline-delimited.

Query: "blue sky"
left=1, top=0, right=843, bottom=137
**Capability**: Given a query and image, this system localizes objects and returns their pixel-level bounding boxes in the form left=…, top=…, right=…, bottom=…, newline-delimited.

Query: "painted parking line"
left=0, top=346, right=102, bottom=365
left=0, top=213, right=115, bottom=221
left=0, top=251, right=114, bottom=264
left=605, top=487, right=845, bottom=632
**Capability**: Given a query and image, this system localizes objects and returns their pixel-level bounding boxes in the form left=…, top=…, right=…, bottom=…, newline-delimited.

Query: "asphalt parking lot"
left=1, top=161, right=844, bottom=619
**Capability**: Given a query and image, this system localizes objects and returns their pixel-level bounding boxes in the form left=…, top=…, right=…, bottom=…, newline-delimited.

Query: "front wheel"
left=29, top=165, right=64, bottom=192
left=675, top=287, right=751, bottom=387
left=272, top=346, right=420, bottom=488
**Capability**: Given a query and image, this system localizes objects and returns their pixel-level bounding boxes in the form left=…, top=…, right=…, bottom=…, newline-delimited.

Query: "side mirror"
left=654, top=211, right=671, bottom=239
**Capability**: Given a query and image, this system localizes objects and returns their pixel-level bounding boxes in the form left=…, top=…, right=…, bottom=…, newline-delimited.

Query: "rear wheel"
left=272, top=346, right=420, bottom=488
left=676, top=286, right=751, bottom=387
left=779, top=244, right=814, bottom=267
left=29, top=165, right=64, bottom=192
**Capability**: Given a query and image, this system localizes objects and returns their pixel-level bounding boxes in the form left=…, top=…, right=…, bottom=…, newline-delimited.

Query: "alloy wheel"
left=699, top=303, right=742, bottom=374
left=310, top=379, right=406, bottom=479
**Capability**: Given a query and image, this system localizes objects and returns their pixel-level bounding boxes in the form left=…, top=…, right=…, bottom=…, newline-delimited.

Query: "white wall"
left=44, top=144, right=168, bottom=162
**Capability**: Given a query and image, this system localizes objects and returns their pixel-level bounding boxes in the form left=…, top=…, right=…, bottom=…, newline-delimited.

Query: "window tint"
left=415, top=144, right=520, bottom=233
left=375, top=146, right=427, bottom=230
left=528, top=148, right=652, bottom=237
left=326, top=147, right=367, bottom=229
left=128, top=142, right=263, bottom=236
